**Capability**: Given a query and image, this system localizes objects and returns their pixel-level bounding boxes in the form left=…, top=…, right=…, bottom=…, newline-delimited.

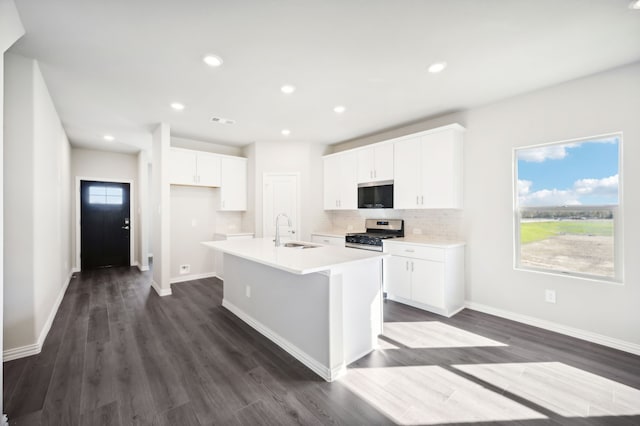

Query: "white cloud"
left=518, top=174, right=618, bottom=207
left=517, top=144, right=578, bottom=163
left=574, top=174, right=618, bottom=197
left=517, top=179, right=532, bottom=196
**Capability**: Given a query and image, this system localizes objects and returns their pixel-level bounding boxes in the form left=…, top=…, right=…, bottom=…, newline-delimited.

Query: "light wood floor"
left=3, top=267, right=640, bottom=425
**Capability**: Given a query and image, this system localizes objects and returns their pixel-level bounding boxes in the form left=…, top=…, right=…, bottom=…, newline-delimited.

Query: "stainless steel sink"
left=283, top=242, right=319, bottom=249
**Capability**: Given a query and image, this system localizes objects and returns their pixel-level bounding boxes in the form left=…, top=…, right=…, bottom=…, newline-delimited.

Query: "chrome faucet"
left=274, top=213, right=292, bottom=247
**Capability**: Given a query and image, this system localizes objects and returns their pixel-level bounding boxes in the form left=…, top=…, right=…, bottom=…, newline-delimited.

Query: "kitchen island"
left=202, top=238, right=386, bottom=381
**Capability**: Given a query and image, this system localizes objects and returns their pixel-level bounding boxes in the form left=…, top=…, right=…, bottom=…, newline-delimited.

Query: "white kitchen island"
left=202, top=238, right=386, bottom=381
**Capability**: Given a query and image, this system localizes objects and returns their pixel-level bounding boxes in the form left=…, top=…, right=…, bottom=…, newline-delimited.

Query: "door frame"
left=75, top=176, right=135, bottom=271
left=262, top=172, right=301, bottom=239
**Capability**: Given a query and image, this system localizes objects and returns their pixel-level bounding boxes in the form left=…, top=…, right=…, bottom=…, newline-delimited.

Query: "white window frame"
left=513, top=132, right=624, bottom=284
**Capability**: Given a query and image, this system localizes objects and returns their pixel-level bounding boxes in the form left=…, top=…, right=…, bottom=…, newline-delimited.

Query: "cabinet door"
left=220, top=156, right=247, bottom=210
left=384, top=256, right=412, bottom=299
left=196, top=152, right=221, bottom=187
left=323, top=155, right=341, bottom=209
left=338, top=151, right=358, bottom=209
left=169, top=148, right=197, bottom=185
left=421, top=130, right=462, bottom=208
left=373, top=144, right=394, bottom=181
left=411, top=258, right=445, bottom=309
left=393, top=137, right=422, bottom=209
left=356, top=147, right=375, bottom=183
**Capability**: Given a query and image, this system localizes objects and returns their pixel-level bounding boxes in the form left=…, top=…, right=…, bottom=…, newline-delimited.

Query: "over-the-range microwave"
left=357, top=181, right=393, bottom=209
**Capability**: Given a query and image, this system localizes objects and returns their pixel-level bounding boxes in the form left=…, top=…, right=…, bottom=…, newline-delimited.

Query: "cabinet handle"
left=405, top=249, right=415, bottom=253
left=421, top=195, right=424, bottom=205
left=323, top=239, right=330, bottom=243
left=416, top=195, right=419, bottom=205
left=411, top=261, right=414, bottom=272
left=406, top=261, right=409, bottom=271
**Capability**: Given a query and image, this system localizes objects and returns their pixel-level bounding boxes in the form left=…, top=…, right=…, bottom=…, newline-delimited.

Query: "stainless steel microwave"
left=357, top=181, right=393, bottom=209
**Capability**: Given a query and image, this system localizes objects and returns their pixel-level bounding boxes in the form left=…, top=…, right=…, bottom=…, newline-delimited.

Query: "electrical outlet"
left=412, top=228, right=423, bottom=235
left=545, top=289, right=556, bottom=304
left=179, top=264, right=190, bottom=275
left=245, top=285, right=251, bottom=298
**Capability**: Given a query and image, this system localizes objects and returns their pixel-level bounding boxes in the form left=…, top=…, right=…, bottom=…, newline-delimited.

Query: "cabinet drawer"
left=383, top=243, right=445, bottom=262
left=311, top=235, right=344, bottom=246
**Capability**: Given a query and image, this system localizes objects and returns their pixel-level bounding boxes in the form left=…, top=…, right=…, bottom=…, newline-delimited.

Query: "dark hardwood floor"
left=3, top=266, right=640, bottom=425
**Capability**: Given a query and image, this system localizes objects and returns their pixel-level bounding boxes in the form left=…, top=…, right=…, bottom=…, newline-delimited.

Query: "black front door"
left=81, top=180, right=131, bottom=270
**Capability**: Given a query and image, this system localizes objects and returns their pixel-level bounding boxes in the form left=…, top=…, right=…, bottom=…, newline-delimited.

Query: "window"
left=89, top=186, right=123, bottom=205
left=514, top=133, right=622, bottom=282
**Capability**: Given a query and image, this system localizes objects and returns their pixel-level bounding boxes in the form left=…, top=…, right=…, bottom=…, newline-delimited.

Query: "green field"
left=520, top=220, right=613, bottom=244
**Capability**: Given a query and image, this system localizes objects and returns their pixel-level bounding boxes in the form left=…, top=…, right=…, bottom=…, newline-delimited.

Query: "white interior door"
left=262, top=173, right=300, bottom=241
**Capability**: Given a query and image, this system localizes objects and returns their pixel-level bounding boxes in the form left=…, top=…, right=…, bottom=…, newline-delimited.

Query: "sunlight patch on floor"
left=454, top=362, right=640, bottom=418
left=339, top=366, right=546, bottom=425
left=383, top=321, right=507, bottom=349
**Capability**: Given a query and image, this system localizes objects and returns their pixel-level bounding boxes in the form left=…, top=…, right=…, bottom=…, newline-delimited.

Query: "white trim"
left=170, top=272, right=216, bottom=284
left=465, top=301, right=640, bottom=356
left=3, top=269, right=74, bottom=361
left=151, top=280, right=172, bottom=297
left=137, top=264, right=150, bottom=272
left=222, top=299, right=338, bottom=382
left=75, top=177, right=136, bottom=271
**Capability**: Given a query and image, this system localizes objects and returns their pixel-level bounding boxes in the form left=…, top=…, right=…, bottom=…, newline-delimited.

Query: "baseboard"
left=71, top=267, right=80, bottom=273
left=3, top=269, right=74, bottom=362
left=465, top=301, right=640, bottom=356
left=170, top=272, right=217, bottom=284
left=137, top=264, right=150, bottom=272
left=222, top=299, right=335, bottom=381
left=151, top=280, right=172, bottom=297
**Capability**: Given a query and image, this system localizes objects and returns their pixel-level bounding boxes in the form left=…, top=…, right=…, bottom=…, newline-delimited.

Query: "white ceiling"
left=9, top=0, right=640, bottom=153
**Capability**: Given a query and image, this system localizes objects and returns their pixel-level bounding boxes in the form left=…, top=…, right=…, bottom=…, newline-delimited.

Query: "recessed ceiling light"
left=203, top=54, right=223, bottom=67
left=103, top=134, right=115, bottom=141
left=281, top=129, right=291, bottom=136
left=428, top=62, right=447, bottom=73
left=171, top=102, right=185, bottom=111
left=630, top=0, right=640, bottom=9
left=334, top=105, right=346, bottom=114
left=280, top=85, right=296, bottom=94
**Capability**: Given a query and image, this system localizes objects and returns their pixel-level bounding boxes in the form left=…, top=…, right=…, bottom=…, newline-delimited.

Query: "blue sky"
left=517, top=136, right=619, bottom=207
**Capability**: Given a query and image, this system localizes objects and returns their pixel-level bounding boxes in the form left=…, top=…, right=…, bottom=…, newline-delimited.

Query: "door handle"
left=122, top=226, right=130, bottom=230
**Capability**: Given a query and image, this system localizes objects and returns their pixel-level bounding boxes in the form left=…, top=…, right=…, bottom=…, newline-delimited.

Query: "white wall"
left=151, top=123, right=171, bottom=295
left=3, top=53, right=72, bottom=357
left=172, top=136, right=243, bottom=157
left=332, top=62, right=640, bottom=349
left=246, top=142, right=331, bottom=240
left=170, top=186, right=217, bottom=280
left=1, top=0, right=24, bottom=416
left=137, top=150, right=150, bottom=270
left=70, top=148, right=139, bottom=269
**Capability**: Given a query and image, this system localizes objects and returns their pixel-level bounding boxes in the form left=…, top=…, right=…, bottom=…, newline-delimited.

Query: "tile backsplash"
left=329, top=209, right=463, bottom=240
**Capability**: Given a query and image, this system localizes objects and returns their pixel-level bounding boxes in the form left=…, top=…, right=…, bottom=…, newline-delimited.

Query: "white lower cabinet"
left=383, top=241, right=464, bottom=317
left=310, top=234, right=344, bottom=246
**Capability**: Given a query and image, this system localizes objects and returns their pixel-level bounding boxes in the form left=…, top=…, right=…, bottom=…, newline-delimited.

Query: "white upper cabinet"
left=196, top=151, right=222, bottom=187
left=356, top=143, right=394, bottom=183
left=393, top=125, right=464, bottom=209
left=169, top=148, right=198, bottom=186
left=324, top=151, right=357, bottom=210
left=169, top=148, right=221, bottom=187
left=220, top=156, right=247, bottom=211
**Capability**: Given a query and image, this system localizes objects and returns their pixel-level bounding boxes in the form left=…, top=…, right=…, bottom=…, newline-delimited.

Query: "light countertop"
left=202, top=238, right=386, bottom=275
left=384, top=237, right=466, bottom=248
left=213, top=232, right=255, bottom=238
left=311, top=229, right=363, bottom=238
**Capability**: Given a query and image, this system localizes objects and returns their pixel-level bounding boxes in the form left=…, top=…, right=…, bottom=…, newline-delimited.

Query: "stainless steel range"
left=345, top=219, right=404, bottom=251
